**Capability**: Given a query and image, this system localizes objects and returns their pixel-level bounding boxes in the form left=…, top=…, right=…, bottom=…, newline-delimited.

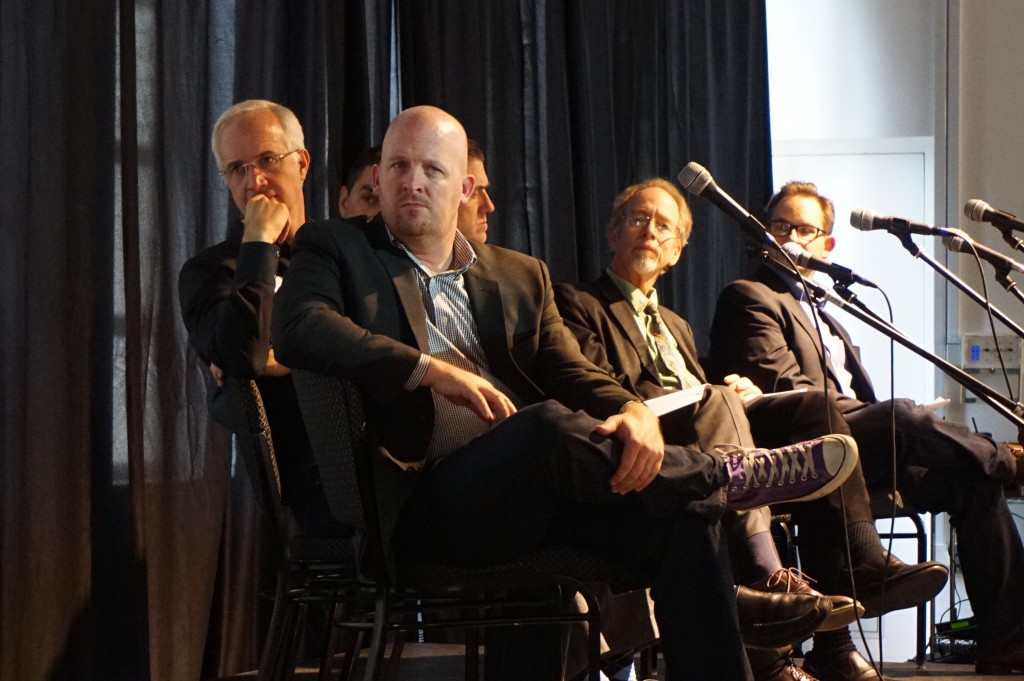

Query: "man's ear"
left=297, top=148, right=311, bottom=181
left=370, top=163, right=380, bottom=192
left=665, top=240, right=684, bottom=268
left=338, top=186, right=350, bottom=216
left=460, top=174, right=477, bottom=204
left=823, top=235, right=837, bottom=255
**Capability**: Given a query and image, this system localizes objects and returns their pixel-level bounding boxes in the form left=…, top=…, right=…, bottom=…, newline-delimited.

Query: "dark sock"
left=811, top=627, right=855, bottom=655
left=847, top=520, right=883, bottom=565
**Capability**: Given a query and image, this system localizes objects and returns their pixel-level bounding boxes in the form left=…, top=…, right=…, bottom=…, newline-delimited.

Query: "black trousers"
left=395, top=400, right=752, bottom=681
left=845, top=398, right=1024, bottom=652
left=745, top=389, right=874, bottom=593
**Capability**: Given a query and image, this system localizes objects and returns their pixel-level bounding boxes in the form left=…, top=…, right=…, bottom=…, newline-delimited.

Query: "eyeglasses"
left=219, top=149, right=303, bottom=183
left=768, top=219, right=828, bottom=242
left=623, top=213, right=680, bottom=242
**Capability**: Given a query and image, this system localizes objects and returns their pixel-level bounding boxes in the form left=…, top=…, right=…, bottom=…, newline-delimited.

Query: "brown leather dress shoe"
left=977, top=644, right=1024, bottom=674
left=763, top=662, right=819, bottom=681
left=836, top=550, right=947, bottom=618
left=749, top=567, right=864, bottom=631
left=802, top=648, right=893, bottom=681
left=735, top=585, right=831, bottom=649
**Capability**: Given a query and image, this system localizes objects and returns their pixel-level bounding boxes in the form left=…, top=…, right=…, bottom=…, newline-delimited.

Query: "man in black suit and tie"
left=555, top=179, right=947, bottom=681
left=709, top=180, right=1024, bottom=677
left=271, top=106, right=860, bottom=681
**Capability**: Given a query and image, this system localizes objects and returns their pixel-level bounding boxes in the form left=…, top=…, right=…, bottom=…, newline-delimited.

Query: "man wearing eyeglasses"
left=178, top=99, right=329, bottom=523
left=556, top=179, right=951, bottom=681
left=710, top=181, right=1024, bottom=678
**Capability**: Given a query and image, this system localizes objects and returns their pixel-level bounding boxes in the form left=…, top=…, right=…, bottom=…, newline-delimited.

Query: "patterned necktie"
left=644, top=302, right=701, bottom=389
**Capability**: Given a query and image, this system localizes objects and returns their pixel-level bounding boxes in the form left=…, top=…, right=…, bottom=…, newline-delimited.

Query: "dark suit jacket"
left=554, top=273, right=707, bottom=401
left=707, top=265, right=875, bottom=411
left=272, top=216, right=638, bottom=466
left=178, top=230, right=322, bottom=508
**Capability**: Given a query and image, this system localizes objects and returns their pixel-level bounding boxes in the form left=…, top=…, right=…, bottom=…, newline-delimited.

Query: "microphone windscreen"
left=849, top=208, right=876, bottom=231
left=677, top=162, right=713, bottom=196
left=942, top=235, right=970, bottom=253
left=781, top=241, right=810, bottom=265
left=964, top=199, right=990, bottom=222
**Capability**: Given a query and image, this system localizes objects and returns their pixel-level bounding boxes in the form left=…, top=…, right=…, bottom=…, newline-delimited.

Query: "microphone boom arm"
left=886, top=224, right=1024, bottom=340
left=823, top=283, right=1024, bottom=430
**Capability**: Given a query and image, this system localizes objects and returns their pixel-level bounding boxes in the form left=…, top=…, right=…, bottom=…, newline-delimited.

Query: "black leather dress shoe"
left=977, top=645, right=1024, bottom=674
left=836, top=550, right=947, bottom=617
left=735, top=584, right=831, bottom=648
left=802, top=648, right=892, bottom=681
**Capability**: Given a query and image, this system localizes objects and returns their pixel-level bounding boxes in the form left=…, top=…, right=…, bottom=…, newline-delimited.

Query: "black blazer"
left=272, top=216, right=638, bottom=466
left=554, top=273, right=707, bottom=401
left=708, top=265, right=875, bottom=410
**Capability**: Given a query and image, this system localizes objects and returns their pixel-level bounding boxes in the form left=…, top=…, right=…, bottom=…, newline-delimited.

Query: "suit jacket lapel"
left=818, top=308, right=877, bottom=401
left=373, top=235, right=431, bottom=353
left=762, top=267, right=874, bottom=399
left=595, top=275, right=664, bottom=385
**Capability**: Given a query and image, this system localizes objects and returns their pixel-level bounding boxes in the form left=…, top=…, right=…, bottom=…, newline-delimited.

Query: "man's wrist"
left=618, top=399, right=643, bottom=414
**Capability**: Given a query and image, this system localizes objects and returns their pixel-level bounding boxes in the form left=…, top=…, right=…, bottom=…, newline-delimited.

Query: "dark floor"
left=216, top=643, right=1021, bottom=680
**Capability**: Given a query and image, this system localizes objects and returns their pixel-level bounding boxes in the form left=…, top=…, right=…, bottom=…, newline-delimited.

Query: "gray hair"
left=211, top=99, right=305, bottom=167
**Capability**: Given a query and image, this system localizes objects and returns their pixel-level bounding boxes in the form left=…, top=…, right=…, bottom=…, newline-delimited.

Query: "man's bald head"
left=373, top=106, right=474, bottom=248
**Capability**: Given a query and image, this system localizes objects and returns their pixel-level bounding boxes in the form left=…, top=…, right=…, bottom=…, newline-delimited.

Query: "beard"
left=628, top=250, right=661, bottom=277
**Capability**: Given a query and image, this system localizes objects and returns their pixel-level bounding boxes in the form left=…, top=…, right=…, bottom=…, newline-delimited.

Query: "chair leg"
left=382, top=629, right=406, bottom=681
left=362, top=590, right=391, bottom=681
left=318, top=601, right=347, bottom=681
left=259, top=575, right=293, bottom=681
left=335, top=629, right=363, bottom=681
left=463, top=627, right=480, bottom=681
left=282, top=602, right=310, bottom=681
left=912, top=512, right=927, bottom=667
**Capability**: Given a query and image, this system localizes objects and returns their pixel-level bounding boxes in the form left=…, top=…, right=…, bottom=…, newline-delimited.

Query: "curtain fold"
left=0, top=2, right=771, bottom=679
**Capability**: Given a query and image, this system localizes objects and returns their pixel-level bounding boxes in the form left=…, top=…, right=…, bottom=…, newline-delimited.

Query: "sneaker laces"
left=736, top=439, right=822, bottom=489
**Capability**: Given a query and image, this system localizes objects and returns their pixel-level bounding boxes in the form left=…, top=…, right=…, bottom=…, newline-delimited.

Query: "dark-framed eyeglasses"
left=219, top=149, right=303, bottom=183
left=768, top=219, right=828, bottom=241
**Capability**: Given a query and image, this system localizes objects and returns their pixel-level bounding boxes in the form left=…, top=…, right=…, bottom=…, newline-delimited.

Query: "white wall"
left=767, top=0, right=936, bottom=141
left=947, top=0, right=1024, bottom=441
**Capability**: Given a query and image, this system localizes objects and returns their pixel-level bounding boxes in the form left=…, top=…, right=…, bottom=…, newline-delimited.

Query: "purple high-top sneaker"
left=720, top=435, right=858, bottom=510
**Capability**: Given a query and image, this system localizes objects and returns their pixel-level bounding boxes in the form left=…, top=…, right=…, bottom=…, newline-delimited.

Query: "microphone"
left=941, top=234, right=1024, bottom=274
left=964, top=199, right=1024, bottom=232
left=677, top=162, right=775, bottom=245
left=850, top=208, right=961, bottom=238
left=781, top=242, right=879, bottom=288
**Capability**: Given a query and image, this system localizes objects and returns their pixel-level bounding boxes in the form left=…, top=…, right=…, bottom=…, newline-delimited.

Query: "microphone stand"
left=885, top=224, right=1024, bottom=340
left=760, top=252, right=1024, bottom=434
left=994, top=223, right=1024, bottom=256
left=827, top=281, right=1024, bottom=432
left=993, top=268, right=1024, bottom=308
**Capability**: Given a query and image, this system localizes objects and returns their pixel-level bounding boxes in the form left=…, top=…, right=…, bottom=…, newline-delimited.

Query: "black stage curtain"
left=0, top=1, right=769, bottom=680
left=398, top=0, right=772, bottom=347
